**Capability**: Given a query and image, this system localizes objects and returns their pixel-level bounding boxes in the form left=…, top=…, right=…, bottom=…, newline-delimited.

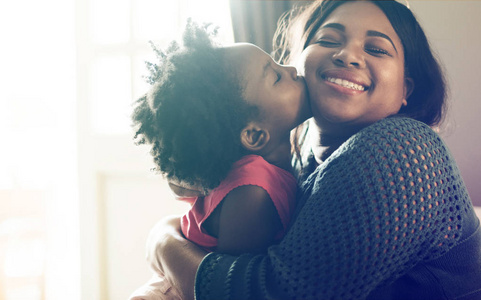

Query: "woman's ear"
left=240, top=123, right=270, bottom=152
left=403, top=77, right=414, bottom=106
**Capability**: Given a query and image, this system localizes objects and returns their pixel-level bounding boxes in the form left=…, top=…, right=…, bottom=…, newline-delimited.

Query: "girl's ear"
left=240, top=123, right=270, bottom=152
left=403, top=77, right=414, bottom=106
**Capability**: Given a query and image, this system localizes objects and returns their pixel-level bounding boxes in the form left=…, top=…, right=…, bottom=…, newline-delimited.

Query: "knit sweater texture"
left=194, top=117, right=481, bottom=300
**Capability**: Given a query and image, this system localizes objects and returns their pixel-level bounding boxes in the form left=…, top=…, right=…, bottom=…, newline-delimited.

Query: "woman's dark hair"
left=132, top=21, right=258, bottom=191
left=273, top=0, right=447, bottom=127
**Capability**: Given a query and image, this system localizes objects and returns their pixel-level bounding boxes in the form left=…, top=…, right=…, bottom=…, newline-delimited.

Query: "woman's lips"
left=325, top=77, right=365, bottom=91
left=319, top=69, right=371, bottom=92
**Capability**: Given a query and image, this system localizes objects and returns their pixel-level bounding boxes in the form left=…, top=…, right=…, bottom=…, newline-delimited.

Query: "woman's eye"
left=365, top=47, right=391, bottom=56
left=317, top=39, right=340, bottom=48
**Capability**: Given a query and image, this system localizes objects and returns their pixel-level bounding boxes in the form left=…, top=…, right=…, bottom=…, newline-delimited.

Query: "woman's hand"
left=145, top=215, right=181, bottom=275
left=168, top=181, right=205, bottom=198
left=168, top=180, right=206, bottom=206
left=145, top=215, right=208, bottom=300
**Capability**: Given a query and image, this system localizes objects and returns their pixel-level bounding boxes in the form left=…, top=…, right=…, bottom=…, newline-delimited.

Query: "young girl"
left=128, top=21, right=311, bottom=299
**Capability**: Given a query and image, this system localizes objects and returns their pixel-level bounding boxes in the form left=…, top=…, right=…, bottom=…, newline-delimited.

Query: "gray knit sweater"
left=195, top=117, right=481, bottom=300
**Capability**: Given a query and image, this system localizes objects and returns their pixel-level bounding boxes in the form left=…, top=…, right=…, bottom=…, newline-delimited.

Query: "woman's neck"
left=309, top=121, right=354, bottom=164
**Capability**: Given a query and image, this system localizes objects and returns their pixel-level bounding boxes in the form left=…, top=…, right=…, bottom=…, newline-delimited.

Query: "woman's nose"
left=332, top=44, right=366, bottom=68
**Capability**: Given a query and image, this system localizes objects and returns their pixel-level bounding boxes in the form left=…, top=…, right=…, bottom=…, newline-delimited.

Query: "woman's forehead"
left=316, top=2, right=403, bottom=49
left=322, top=2, right=395, bottom=33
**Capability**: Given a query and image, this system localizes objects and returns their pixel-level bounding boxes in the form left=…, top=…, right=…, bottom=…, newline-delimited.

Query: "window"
left=75, top=0, right=234, bottom=299
left=2, top=0, right=233, bottom=299
left=0, top=0, right=78, bottom=299
left=82, top=0, right=234, bottom=135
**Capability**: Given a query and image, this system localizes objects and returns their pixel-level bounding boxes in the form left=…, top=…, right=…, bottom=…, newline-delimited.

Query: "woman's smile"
left=319, top=68, right=370, bottom=95
left=300, top=1, right=410, bottom=133
left=325, top=77, right=365, bottom=91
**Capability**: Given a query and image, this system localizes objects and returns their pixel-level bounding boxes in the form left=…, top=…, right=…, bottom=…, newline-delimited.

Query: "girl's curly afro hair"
left=132, top=21, right=259, bottom=191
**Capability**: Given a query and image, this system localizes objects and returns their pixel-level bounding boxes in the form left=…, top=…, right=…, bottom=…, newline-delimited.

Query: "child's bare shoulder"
left=215, top=185, right=282, bottom=255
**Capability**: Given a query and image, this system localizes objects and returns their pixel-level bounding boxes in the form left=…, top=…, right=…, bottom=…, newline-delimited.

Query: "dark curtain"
left=229, top=0, right=303, bottom=54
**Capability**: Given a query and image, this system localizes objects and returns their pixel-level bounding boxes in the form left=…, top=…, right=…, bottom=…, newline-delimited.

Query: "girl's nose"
left=332, top=44, right=366, bottom=68
left=284, top=65, right=298, bottom=80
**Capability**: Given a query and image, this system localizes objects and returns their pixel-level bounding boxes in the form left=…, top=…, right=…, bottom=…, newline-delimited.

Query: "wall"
left=409, top=1, right=481, bottom=206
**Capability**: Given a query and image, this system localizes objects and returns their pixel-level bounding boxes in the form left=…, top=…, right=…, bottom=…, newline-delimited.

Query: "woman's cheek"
left=294, top=57, right=307, bottom=77
left=295, top=46, right=315, bottom=76
left=306, top=80, right=324, bottom=118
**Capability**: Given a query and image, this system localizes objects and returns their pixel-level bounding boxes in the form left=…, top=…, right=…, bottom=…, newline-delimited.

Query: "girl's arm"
left=212, top=185, right=283, bottom=255
left=165, top=182, right=283, bottom=251
left=147, top=185, right=283, bottom=298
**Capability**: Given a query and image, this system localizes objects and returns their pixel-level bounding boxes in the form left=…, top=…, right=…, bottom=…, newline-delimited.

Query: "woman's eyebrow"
left=366, top=30, right=398, bottom=53
left=320, top=23, right=398, bottom=54
left=320, top=22, right=345, bottom=32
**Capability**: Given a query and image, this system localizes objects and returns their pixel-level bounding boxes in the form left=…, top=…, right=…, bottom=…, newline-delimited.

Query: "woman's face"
left=297, top=1, right=412, bottom=135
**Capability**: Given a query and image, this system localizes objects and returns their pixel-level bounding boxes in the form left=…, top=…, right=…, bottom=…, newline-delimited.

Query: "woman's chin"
left=314, top=109, right=358, bottom=125
left=313, top=112, right=369, bottom=136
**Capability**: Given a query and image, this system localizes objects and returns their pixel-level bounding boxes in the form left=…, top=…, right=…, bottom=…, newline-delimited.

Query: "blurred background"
left=0, top=0, right=480, bottom=299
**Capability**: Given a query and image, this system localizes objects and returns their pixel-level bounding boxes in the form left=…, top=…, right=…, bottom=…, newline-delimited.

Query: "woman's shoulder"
left=347, top=116, right=440, bottom=150
left=359, top=116, right=434, bottom=138
left=327, top=116, right=450, bottom=172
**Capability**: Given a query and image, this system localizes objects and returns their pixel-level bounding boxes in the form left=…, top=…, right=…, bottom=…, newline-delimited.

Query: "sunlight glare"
left=185, top=0, right=234, bottom=43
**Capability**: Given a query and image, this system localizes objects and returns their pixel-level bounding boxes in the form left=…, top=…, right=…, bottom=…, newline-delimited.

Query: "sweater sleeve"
left=195, top=117, right=474, bottom=300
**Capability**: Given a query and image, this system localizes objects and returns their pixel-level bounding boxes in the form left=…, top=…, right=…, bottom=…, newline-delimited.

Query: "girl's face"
left=297, top=1, right=412, bottom=135
left=228, top=43, right=311, bottom=138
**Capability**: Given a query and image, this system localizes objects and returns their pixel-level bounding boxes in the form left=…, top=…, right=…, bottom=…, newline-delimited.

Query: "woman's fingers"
left=145, top=215, right=182, bottom=274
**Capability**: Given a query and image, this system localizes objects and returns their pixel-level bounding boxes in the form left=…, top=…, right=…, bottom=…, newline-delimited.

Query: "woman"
left=147, top=1, right=481, bottom=299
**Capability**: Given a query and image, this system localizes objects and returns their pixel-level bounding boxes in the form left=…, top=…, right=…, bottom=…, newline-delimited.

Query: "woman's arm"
left=145, top=187, right=282, bottom=299
left=146, top=216, right=207, bottom=300
left=149, top=178, right=287, bottom=298
left=194, top=117, right=474, bottom=299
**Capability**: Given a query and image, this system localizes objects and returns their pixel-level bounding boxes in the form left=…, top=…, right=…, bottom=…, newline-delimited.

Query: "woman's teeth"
left=326, top=77, right=365, bottom=91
